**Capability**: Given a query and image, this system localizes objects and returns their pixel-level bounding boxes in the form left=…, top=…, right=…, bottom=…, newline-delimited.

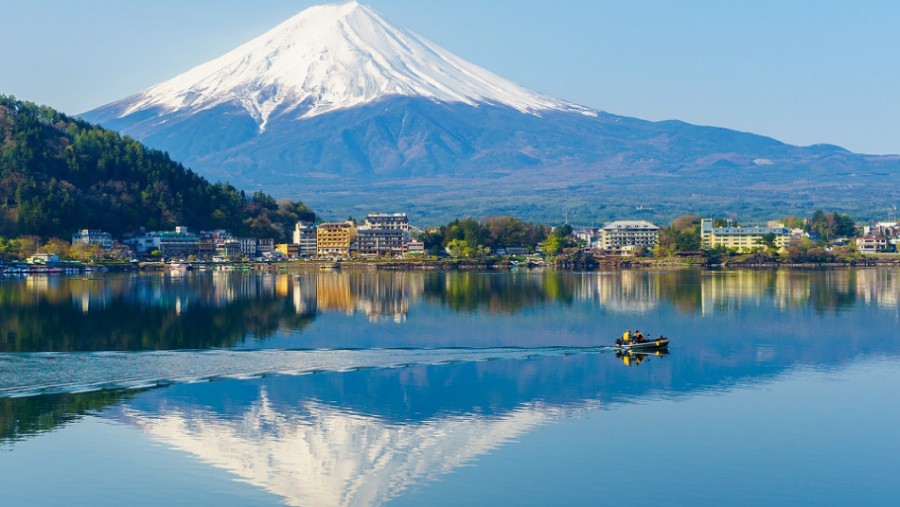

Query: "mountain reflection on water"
left=1, top=268, right=899, bottom=506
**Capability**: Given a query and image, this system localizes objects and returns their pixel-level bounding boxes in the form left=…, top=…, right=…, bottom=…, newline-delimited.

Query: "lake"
left=1, top=268, right=899, bottom=506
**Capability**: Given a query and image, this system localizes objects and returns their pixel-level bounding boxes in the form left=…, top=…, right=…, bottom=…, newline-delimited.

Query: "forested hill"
left=0, top=95, right=314, bottom=241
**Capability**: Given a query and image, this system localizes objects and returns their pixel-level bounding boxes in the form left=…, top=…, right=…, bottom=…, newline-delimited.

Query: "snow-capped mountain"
left=84, top=1, right=900, bottom=222
left=99, top=1, right=592, bottom=133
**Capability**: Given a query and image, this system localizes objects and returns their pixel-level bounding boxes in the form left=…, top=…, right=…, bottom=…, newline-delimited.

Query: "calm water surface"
left=1, top=269, right=898, bottom=506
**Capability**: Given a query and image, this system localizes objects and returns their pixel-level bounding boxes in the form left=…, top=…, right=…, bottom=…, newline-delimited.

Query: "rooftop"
left=601, top=220, right=660, bottom=230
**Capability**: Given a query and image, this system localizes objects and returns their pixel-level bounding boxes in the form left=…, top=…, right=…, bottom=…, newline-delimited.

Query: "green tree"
left=808, top=210, right=858, bottom=242
left=656, top=215, right=701, bottom=255
left=40, top=237, right=71, bottom=258
left=540, top=235, right=563, bottom=256
left=757, top=232, right=778, bottom=251
left=446, top=239, right=471, bottom=258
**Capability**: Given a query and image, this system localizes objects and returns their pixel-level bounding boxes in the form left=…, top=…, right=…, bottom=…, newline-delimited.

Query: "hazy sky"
left=2, top=0, right=898, bottom=154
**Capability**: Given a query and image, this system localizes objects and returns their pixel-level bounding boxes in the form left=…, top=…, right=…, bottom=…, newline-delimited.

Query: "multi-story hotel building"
left=354, top=228, right=407, bottom=257
left=363, top=213, right=410, bottom=232
left=701, top=219, right=790, bottom=252
left=352, top=213, right=412, bottom=257
left=598, top=220, right=660, bottom=253
left=316, top=222, right=356, bottom=258
left=293, top=222, right=317, bottom=257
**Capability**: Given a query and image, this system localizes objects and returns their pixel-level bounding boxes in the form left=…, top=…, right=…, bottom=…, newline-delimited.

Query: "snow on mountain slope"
left=113, top=1, right=594, bottom=132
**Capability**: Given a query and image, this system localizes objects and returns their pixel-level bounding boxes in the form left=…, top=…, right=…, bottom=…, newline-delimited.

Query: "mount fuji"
left=83, top=1, right=900, bottom=222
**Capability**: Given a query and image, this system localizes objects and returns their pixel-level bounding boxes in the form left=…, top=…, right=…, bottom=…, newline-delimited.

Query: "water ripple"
left=0, top=346, right=614, bottom=399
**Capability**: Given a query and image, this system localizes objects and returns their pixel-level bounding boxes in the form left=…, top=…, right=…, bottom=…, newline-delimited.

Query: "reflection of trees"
left=810, top=270, right=857, bottom=314
left=655, top=269, right=704, bottom=314
left=0, top=273, right=315, bottom=352
left=0, top=390, right=135, bottom=444
left=423, top=272, right=575, bottom=314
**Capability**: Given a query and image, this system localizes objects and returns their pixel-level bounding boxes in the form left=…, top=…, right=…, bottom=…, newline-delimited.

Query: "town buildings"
left=276, top=243, right=300, bottom=258
left=123, top=226, right=275, bottom=260
left=54, top=211, right=898, bottom=264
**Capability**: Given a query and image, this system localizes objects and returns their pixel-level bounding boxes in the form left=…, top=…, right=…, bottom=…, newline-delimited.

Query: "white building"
left=257, top=238, right=275, bottom=255
left=124, top=226, right=200, bottom=257
left=363, top=213, right=409, bottom=231
left=72, top=229, right=114, bottom=250
left=856, top=236, right=891, bottom=253
left=236, top=237, right=258, bottom=256
left=352, top=213, right=414, bottom=257
left=598, top=220, right=660, bottom=253
left=293, top=222, right=317, bottom=257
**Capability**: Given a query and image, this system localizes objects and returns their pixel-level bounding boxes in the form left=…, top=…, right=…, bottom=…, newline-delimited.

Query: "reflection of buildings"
left=6, top=268, right=899, bottom=334
left=700, top=271, right=813, bottom=315
left=855, top=269, right=899, bottom=310
left=123, top=393, right=579, bottom=507
left=569, top=269, right=897, bottom=317
left=576, top=271, right=660, bottom=313
left=315, top=273, right=421, bottom=322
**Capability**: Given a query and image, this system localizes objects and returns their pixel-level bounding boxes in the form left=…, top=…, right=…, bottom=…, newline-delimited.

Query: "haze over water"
left=1, top=269, right=898, bottom=506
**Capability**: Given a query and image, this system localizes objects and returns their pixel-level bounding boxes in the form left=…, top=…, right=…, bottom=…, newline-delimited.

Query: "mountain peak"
left=107, top=2, right=593, bottom=132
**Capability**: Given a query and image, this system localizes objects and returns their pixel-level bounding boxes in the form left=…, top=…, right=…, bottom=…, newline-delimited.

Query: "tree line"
left=418, top=216, right=577, bottom=257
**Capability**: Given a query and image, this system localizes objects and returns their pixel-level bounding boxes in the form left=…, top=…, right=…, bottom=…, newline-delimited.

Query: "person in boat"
left=619, top=329, right=632, bottom=346
left=634, top=330, right=646, bottom=343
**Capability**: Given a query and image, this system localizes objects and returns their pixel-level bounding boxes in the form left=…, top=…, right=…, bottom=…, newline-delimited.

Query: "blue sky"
left=2, top=0, right=898, bottom=154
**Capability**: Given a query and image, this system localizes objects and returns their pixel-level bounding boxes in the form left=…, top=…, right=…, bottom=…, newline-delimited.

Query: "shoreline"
left=146, top=256, right=900, bottom=272
left=6, top=256, right=897, bottom=276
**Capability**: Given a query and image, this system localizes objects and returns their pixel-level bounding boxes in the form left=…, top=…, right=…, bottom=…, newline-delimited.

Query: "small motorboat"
left=614, top=336, right=669, bottom=350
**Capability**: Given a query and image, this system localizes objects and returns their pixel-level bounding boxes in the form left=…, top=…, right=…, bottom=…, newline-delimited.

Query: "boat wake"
left=0, top=346, right=613, bottom=399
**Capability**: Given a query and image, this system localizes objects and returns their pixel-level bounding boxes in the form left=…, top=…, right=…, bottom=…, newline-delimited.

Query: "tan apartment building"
left=316, top=222, right=357, bottom=258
